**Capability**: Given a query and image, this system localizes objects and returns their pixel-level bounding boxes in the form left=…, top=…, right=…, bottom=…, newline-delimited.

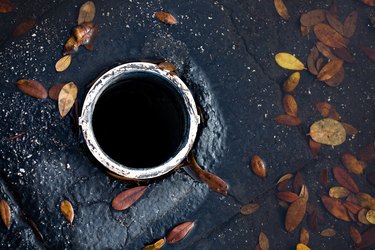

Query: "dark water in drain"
left=92, top=77, right=186, bottom=168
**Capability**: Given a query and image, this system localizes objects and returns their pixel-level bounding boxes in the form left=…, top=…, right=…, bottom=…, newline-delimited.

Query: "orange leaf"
left=324, top=67, right=345, bottom=87
left=55, top=55, right=72, bottom=72
left=166, top=221, right=195, bottom=244
left=321, top=195, right=350, bottom=222
left=341, top=122, right=358, bottom=136
left=317, top=59, right=344, bottom=81
left=285, top=197, right=307, bottom=232
left=274, top=115, right=302, bottom=126
left=111, top=186, right=147, bottom=211
left=259, top=231, right=269, bottom=250
left=240, top=203, right=260, bottom=215
left=343, top=201, right=362, bottom=214
left=300, top=227, right=310, bottom=245
left=321, top=228, right=336, bottom=237
left=332, top=167, right=359, bottom=193
left=154, top=11, right=177, bottom=25
left=277, top=191, right=299, bottom=203
left=16, top=79, right=48, bottom=99
left=307, top=46, right=319, bottom=75
left=283, top=72, right=300, bottom=93
left=58, top=82, right=78, bottom=118
left=0, top=0, right=14, bottom=13
left=78, top=1, right=96, bottom=25
left=326, top=11, right=344, bottom=35
left=251, top=155, right=266, bottom=178
left=349, top=225, right=362, bottom=245
left=274, top=0, right=289, bottom=21
left=314, top=23, right=347, bottom=48
left=0, top=200, right=11, bottom=229
left=341, top=153, right=366, bottom=175
left=60, top=200, right=74, bottom=224
left=283, top=94, right=298, bottom=117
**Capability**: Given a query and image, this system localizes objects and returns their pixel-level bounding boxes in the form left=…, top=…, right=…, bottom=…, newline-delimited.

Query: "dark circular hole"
left=92, top=73, right=188, bottom=168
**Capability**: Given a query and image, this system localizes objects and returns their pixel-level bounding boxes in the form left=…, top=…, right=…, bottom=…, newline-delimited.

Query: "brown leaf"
left=300, top=227, right=310, bottom=245
left=314, top=23, right=347, bottom=49
left=300, top=25, right=310, bottom=37
left=158, top=61, right=177, bottom=73
left=321, top=195, right=350, bottom=222
left=254, top=244, right=262, bottom=250
left=283, top=72, right=300, bottom=93
left=329, top=186, right=350, bottom=199
left=349, top=225, right=362, bottom=245
left=326, top=12, right=344, bottom=35
left=48, top=83, right=65, bottom=100
left=282, top=95, right=298, bottom=117
left=111, top=186, right=147, bottom=211
left=361, top=47, right=375, bottom=62
left=358, top=142, right=375, bottom=161
left=317, top=59, right=344, bottom=81
left=310, top=118, right=346, bottom=146
left=285, top=197, right=307, bottom=232
left=357, top=227, right=375, bottom=249
left=315, top=57, right=325, bottom=72
left=78, top=1, right=96, bottom=25
left=315, top=102, right=341, bottom=120
left=143, top=238, right=166, bottom=250
left=293, top=171, right=305, bottom=194
left=307, top=46, right=319, bottom=75
left=327, top=1, right=338, bottom=18
left=356, top=193, right=375, bottom=210
left=332, top=47, right=354, bottom=63
left=259, top=231, right=269, bottom=250
left=58, top=82, right=78, bottom=118
left=324, top=67, right=344, bottom=87
left=361, top=0, right=375, bottom=7
left=240, top=203, right=260, bottom=215
left=307, top=209, right=318, bottom=231
left=341, top=122, right=358, bottom=136
left=300, top=9, right=326, bottom=27
left=60, top=200, right=74, bottom=223
left=277, top=191, right=299, bottom=203
left=64, top=36, right=79, bottom=55
left=342, top=153, right=366, bottom=175
left=16, top=79, right=48, bottom=99
left=299, top=185, right=309, bottom=201
left=0, top=0, right=14, bottom=13
left=274, top=0, right=289, bottom=21
left=274, top=115, right=302, bottom=126
left=309, top=139, right=321, bottom=158
left=368, top=171, right=375, bottom=185
left=316, top=42, right=338, bottom=60
left=55, top=55, right=72, bottom=72
left=319, top=168, right=328, bottom=186
left=166, top=221, right=195, bottom=244
left=73, top=22, right=97, bottom=47
left=343, top=201, right=362, bottom=214
left=332, top=167, right=359, bottom=193
left=154, top=11, right=177, bottom=25
left=277, top=179, right=290, bottom=191
left=277, top=173, right=293, bottom=184
left=251, top=155, right=266, bottom=178
left=321, top=228, right=336, bottom=237
left=12, top=19, right=36, bottom=37
left=0, top=200, right=11, bottom=229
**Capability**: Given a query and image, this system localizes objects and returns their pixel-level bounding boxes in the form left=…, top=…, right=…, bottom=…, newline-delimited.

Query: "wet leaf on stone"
left=299, top=185, right=309, bottom=201
left=283, top=72, right=300, bottom=93
left=332, top=47, right=354, bottom=63
left=326, top=11, right=344, bottom=35
left=275, top=53, right=305, bottom=70
left=240, top=203, right=259, bottom=215
left=314, top=23, right=347, bottom=48
left=259, top=231, right=269, bottom=250
left=58, top=82, right=78, bottom=118
left=358, top=208, right=371, bottom=225
left=0, top=0, right=14, bottom=13
left=158, top=61, right=177, bottom=74
left=282, top=95, right=298, bottom=117
left=274, top=115, right=302, bottom=126
left=307, top=46, right=319, bottom=75
left=316, top=42, right=337, bottom=60
left=342, top=153, right=366, bottom=175
left=154, top=11, right=177, bottom=25
left=327, top=1, right=338, bottom=18
left=64, top=36, right=79, bottom=55
left=296, top=243, right=310, bottom=250
left=332, top=167, right=359, bottom=193
left=293, top=172, right=305, bottom=194
left=321, top=228, right=336, bottom=237
left=321, top=195, right=350, bottom=222
left=251, top=155, right=266, bottom=178
left=60, top=200, right=74, bottom=224
left=0, top=200, right=11, bottom=229
left=166, top=221, right=195, bottom=244
left=16, top=79, right=48, bottom=99
left=361, top=0, right=375, bottom=7
left=315, top=57, right=325, bottom=72
left=329, top=186, right=350, bottom=199
left=315, top=102, right=341, bottom=120
left=309, top=118, right=346, bottom=146
left=343, top=200, right=362, bottom=214
left=112, top=186, right=147, bottom=211
left=309, top=139, right=321, bottom=158
left=319, top=168, right=328, bottom=186
left=317, top=59, right=344, bottom=81
left=12, top=19, right=36, bottom=37
left=143, top=238, right=166, bottom=250
left=48, top=83, right=65, bottom=101
left=300, top=25, right=310, bottom=37
left=73, top=22, right=98, bottom=47
left=274, top=0, right=289, bottom=21
left=324, top=67, right=344, bottom=87
left=358, top=142, right=375, bottom=161
left=361, top=47, right=375, bottom=62
left=277, top=191, right=299, bottom=203
left=357, top=193, right=375, bottom=210
left=341, top=123, right=358, bottom=136
left=285, top=197, right=307, bottom=232
left=78, top=1, right=96, bottom=25
left=277, top=173, right=293, bottom=184
left=349, top=225, right=362, bottom=245
left=55, top=55, right=72, bottom=72
left=300, top=227, right=309, bottom=245
left=300, top=9, right=326, bottom=27
left=357, top=226, right=375, bottom=249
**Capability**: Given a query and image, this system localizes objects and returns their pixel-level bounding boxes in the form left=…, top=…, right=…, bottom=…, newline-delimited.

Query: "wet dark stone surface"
left=0, top=0, right=374, bottom=249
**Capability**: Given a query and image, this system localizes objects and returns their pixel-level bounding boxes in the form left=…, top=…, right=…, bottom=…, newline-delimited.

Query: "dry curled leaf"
left=154, top=11, right=177, bottom=25
left=240, top=203, right=260, bottom=215
left=300, top=227, right=310, bottom=245
left=58, top=82, right=78, bottom=118
left=283, top=95, right=298, bottom=117
left=16, top=79, right=48, bottom=99
left=259, top=232, right=269, bottom=250
left=317, top=59, right=344, bottom=81
left=0, top=200, right=11, bottom=229
left=111, top=186, right=147, bottom=211
left=283, top=72, right=300, bottom=93
left=166, top=221, right=195, bottom=244
left=332, top=167, right=359, bottom=193
left=48, top=83, right=65, bottom=101
left=361, top=47, right=375, bottom=62
left=0, top=0, right=14, bottom=13
left=143, top=238, right=166, bottom=250
left=362, top=0, right=375, bottom=7
left=60, top=200, right=74, bottom=223
left=329, top=186, right=350, bottom=199
left=251, top=155, right=266, bottom=178
left=12, top=19, right=36, bottom=37
left=315, top=57, right=325, bottom=72
left=78, top=1, right=96, bottom=25
left=309, top=118, right=346, bottom=146
left=309, top=139, right=321, bottom=158
left=321, top=228, right=336, bottom=237
left=321, top=195, right=350, bottom=222
left=326, top=12, right=344, bottom=35
left=314, top=23, right=347, bottom=49
left=358, top=142, right=375, bottom=161
left=307, top=46, right=319, bottom=75
left=277, top=191, right=299, bottom=203
left=275, top=53, right=305, bottom=70
left=349, top=225, right=362, bottom=245
left=342, top=153, right=366, bottom=175
left=296, top=243, right=311, bottom=250
left=55, top=55, right=72, bottom=72
left=274, top=115, right=302, bottom=126
left=274, top=0, right=289, bottom=21
left=341, top=122, right=358, bottom=136
left=285, top=197, right=307, bottom=232
left=300, top=9, right=326, bottom=27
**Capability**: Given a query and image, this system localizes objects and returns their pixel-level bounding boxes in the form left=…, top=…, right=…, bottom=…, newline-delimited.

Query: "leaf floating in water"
left=60, top=200, right=74, bottom=224
left=349, top=225, right=362, bottom=245
left=78, top=1, right=96, bottom=25
left=0, top=200, right=11, bottom=229
left=251, top=155, right=266, bottom=178
left=166, top=221, right=195, bottom=244
left=55, top=55, right=72, bottom=72
left=12, top=19, right=36, bottom=37
left=158, top=61, right=177, bottom=75
left=300, top=9, right=326, bottom=27
left=48, top=83, right=65, bottom=101
left=332, top=167, right=359, bottom=193
left=275, top=53, right=305, bottom=70
left=240, top=203, right=260, bottom=215
left=111, top=186, right=147, bottom=211
left=259, top=231, right=269, bottom=250
left=274, top=0, right=289, bottom=21
left=274, top=115, right=302, bottom=126
left=293, top=172, right=305, bottom=194
left=16, top=79, right=48, bottom=99
left=154, top=11, right=177, bottom=25
left=296, top=243, right=310, bottom=250
left=361, top=47, right=375, bottom=62
left=300, top=227, right=310, bottom=245
left=143, top=238, right=166, bottom=250
left=300, top=25, right=310, bottom=37
left=285, top=197, right=307, bottom=232
left=0, top=0, right=14, bottom=13
left=341, top=153, right=366, bottom=175
left=309, top=118, right=346, bottom=146
left=282, top=95, right=298, bottom=117
left=326, top=11, right=344, bottom=35
left=58, top=82, right=78, bottom=118
left=359, top=208, right=371, bottom=225
left=314, top=23, right=347, bottom=49
left=361, top=0, right=375, bottom=7
left=283, top=72, right=300, bottom=93
left=317, top=59, right=344, bottom=81
left=321, top=228, right=336, bottom=237
left=321, top=195, right=350, bottom=222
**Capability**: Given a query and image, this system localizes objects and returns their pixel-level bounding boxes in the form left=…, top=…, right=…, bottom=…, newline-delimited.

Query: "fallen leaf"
left=324, top=67, right=345, bottom=87
left=356, top=193, right=375, bottom=210
left=329, top=186, right=350, bottom=199
left=332, top=167, right=359, bottom=193
left=55, top=55, right=72, bottom=72
left=319, top=168, right=328, bottom=186
left=58, top=82, right=78, bottom=118
left=309, top=139, right=321, bottom=158
left=0, top=0, right=14, bottom=13
left=315, top=57, right=325, bottom=72
left=342, top=153, right=366, bottom=175
left=300, top=25, right=310, bottom=36
left=316, top=42, right=337, bottom=60
left=341, top=122, right=358, bottom=136
left=60, top=200, right=74, bottom=223
left=158, top=61, right=177, bottom=73
left=254, top=244, right=262, bottom=250
left=327, top=1, right=338, bottom=18
left=357, top=226, right=375, bottom=249
left=314, top=23, right=347, bottom=48
left=299, top=185, right=309, bottom=201
left=282, top=95, right=298, bottom=117
left=315, top=102, right=341, bottom=120
left=274, top=0, right=289, bottom=21
left=277, top=173, right=293, bottom=184
left=285, top=197, right=307, bottom=232
left=112, top=186, right=147, bottom=211
left=166, top=221, right=195, bottom=244
left=307, top=209, right=318, bottom=231
left=332, top=48, right=354, bottom=63
left=358, top=208, right=371, bottom=225
left=0, top=200, right=11, bottom=229
left=283, top=72, right=300, bottom=93
left=343, top=201, right=362, bottom=214
left=307, top=46, right=319, bottom=75
left=64, top=36, right=79, bottom=54
left=361, top=47, right=375, bottom=62
left=296, top=243, right=310, bottom=250
left=321, top=195, right=350, bottom=222
left=12, top=19, right=36, bottom=37
left=154, top=11, right=177, bottom=25
left=317, top=59, right=344, bottom=81
left=274, top=115, right=302, bottom=126
left=349, top=225, right=362, bottom=245
left=358, top=142, right=375, bottom=161
left=48, top=83, right=65, bottom=100
left=366, top=210, right=375, bottom=224
left=293, top=172, right=305, bottom=194
left=309, top=118, right=346, bottom=146
left=143, top=238, right=166, bottom=250
left=277, top=179, right=290, bottom=191
left=240, top=203, right=260, bottom=215
left=300, top=227, right=310, bottom=245
left=277, top=191, right=299, bottom=203
left=259, top=232, right=269, bottom=250
left=251, top=155, right=266, bottom=178
left=16, top=79, right=48, bottom=99
left=321, top=228, right=336, bottom=237
left=300, top=9, right=326, bottom=27
left=78, top=1, right=96, bottom=25
left=275, top=53, right=305, bottom=70
left=326, top=11, right=344, bottom=35
left=361, top=0, right=375, bottom=7
left=73, top=22, right=98, bottom=47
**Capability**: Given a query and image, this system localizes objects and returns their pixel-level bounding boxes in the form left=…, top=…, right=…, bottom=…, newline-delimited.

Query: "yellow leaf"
left=143, top=238, right=166, bottom=250
left=275, top=53, right=305, bottom=70
left=274, top=0, right=289, bottom=21
left=58, top=82, right=78, bottom=118
left=60, top=200, right=74, bottom=224
left=283, top=72, right=300, bottom=93
left=55, top=55, right=72, bottom=72
left=296, top=243, right=311, bottom=250
left=310, top=118, right=346, bottom=146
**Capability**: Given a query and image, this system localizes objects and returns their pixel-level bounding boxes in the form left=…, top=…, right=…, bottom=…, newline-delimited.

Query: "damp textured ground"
left=0, top=0, right=374, bottom=249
